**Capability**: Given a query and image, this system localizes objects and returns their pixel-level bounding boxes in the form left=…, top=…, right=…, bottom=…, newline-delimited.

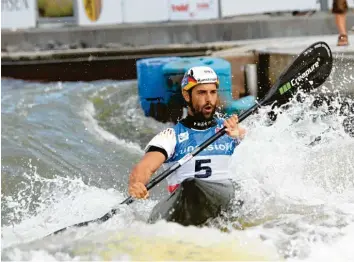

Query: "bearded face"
left=183, top=83, right=218, bottom=120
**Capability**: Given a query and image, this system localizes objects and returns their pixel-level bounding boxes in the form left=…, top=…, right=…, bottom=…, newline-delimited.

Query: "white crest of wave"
left=80, top=101, right=144, bottom=154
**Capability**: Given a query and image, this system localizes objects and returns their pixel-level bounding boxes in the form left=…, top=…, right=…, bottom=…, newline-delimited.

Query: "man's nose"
left=205, top=92, right=212, bottom=102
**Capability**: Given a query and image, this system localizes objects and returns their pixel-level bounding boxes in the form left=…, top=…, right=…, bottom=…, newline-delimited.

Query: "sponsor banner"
left=122, top=0, right=169, bottom=23
left=1, top=0, right=36, bottom=29
left=37, top=0, right=74, bottom=18
left=221, top=0, right=319, bottom=18
left=77, top=0, right=123, bottom=26
left=169, top=0, right=219, bottom=21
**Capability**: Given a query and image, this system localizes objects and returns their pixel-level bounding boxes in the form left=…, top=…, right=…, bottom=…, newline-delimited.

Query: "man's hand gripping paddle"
left=49, top=41, right=333, bottom=236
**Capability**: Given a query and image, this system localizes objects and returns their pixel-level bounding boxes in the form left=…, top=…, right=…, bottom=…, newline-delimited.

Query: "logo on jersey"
left=174, top=141, right=235, bottom=157
left=215, top=126, right=223, bottom=133
left=178, top=131, right=189, bottom=142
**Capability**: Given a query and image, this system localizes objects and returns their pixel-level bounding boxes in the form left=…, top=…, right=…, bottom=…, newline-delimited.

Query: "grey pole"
left=319, top=0, right=329, bottom=11
left=218, top=0, right=222, bottom=19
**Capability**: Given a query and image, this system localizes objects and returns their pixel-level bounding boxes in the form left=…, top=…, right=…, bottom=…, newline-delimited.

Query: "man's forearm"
left=129, top=164, right=153, bottom=186
left=128, top=151, right=166, bottom=187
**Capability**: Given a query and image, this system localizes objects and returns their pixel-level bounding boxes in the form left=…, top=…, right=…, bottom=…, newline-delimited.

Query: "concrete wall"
left=212, top=51, right=258, bottom=99
left=2, top=12, right=354, bottom=51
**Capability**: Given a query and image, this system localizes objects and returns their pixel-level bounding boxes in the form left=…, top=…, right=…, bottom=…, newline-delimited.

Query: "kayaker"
left=128, top=66, right=246, bottom=199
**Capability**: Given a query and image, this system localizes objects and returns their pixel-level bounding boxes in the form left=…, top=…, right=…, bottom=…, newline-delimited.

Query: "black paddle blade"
left=263, top=41, right=333, bottom=106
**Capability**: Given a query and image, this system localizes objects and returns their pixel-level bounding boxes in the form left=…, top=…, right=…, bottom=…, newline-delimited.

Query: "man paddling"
left=128, top=66, right=245, bottom=199
left=47, top=41, right=332, bottom=235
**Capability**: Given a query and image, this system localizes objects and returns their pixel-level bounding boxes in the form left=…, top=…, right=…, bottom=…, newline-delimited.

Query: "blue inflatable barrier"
left=136, top=57, right=181, bottom=121
left=224, top=95, right=256, bottom=116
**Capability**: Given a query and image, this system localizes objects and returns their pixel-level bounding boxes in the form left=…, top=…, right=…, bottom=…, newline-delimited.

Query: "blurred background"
left=2, top=0, right=354, bottom=123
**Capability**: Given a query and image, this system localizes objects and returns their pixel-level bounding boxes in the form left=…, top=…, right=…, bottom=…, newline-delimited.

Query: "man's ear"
left=182, top=90, right=190, bottom=103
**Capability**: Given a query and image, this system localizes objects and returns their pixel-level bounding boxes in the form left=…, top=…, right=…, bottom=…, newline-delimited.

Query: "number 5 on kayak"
left=49, top=41, right=333, bottom=235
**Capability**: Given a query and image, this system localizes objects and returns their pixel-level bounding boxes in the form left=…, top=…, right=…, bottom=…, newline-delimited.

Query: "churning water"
left=1, top=70, right=354, bottom=261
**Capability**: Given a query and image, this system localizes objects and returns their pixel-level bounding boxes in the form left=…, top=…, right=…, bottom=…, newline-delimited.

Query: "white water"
left=80, top=101, right=144, bottom=154
left=228, top=96, right=354, bottom=261
left=2, top=79, right=354, bottom=261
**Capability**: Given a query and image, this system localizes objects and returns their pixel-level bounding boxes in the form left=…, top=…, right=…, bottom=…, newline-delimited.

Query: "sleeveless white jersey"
left=145, top=118, right=240, bottom=192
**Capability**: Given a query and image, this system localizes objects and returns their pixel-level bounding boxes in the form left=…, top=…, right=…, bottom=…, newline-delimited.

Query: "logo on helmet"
left=181, top=66, right=219, bottom=91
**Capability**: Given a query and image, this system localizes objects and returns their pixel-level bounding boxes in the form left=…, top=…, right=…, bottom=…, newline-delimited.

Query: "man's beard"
left=189, top=101, right=216, bottom=121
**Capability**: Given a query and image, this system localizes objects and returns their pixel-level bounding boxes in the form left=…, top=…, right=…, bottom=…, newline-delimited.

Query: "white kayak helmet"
left=181, top=66, right=219, bottom=92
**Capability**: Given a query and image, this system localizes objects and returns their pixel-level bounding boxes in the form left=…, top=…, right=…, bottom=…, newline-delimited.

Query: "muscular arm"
left=129, top=151, right=166, bottom=186
left=128, top=127, right=176, bottom=198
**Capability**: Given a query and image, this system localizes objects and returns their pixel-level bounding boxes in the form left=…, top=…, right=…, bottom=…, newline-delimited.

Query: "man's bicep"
left=144, top=128, right=176, bottom=160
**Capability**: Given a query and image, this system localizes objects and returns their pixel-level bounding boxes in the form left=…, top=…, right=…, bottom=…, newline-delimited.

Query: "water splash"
left=219, top=92, right=354, bottom=260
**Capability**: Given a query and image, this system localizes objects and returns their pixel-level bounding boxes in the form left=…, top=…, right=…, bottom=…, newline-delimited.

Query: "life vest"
left=145, top=118, right=240, bottom=193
